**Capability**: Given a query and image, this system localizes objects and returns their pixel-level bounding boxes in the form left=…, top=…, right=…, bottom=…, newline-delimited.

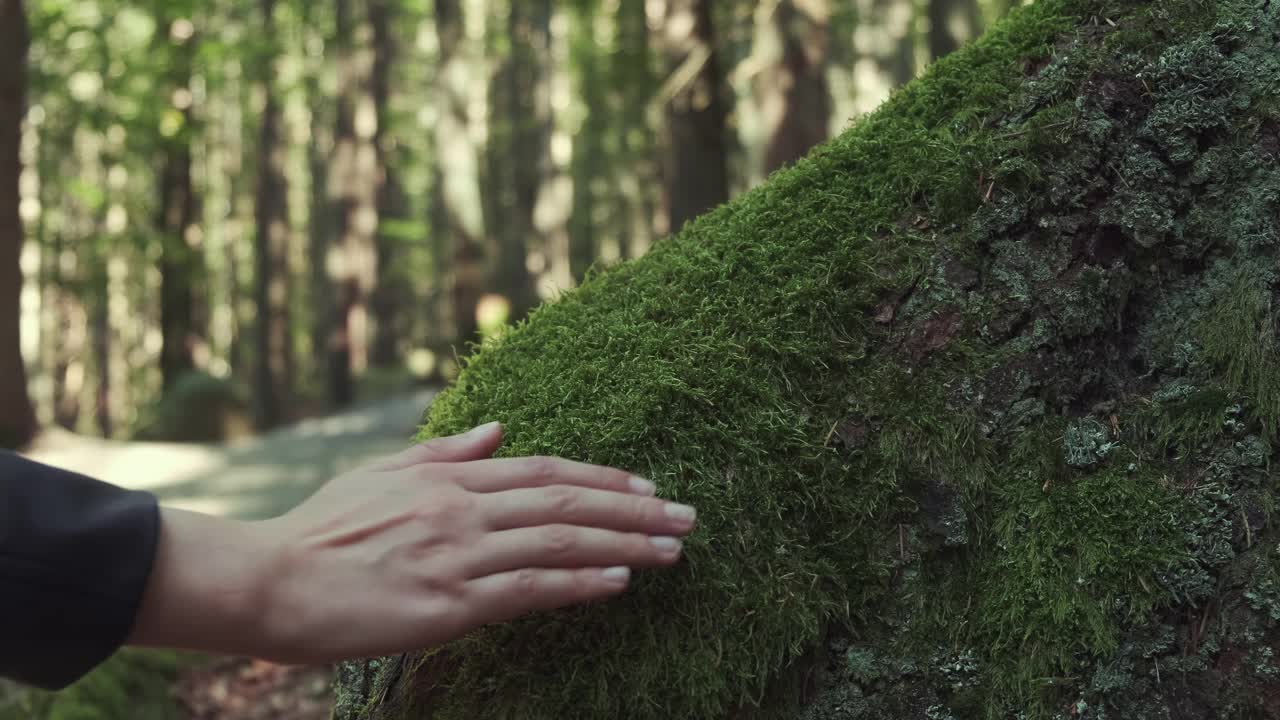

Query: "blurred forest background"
left=0, top=0, right=1020, bottom=450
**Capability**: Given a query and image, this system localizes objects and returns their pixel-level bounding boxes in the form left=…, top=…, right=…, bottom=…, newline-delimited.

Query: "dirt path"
left=25, top=388, right=437, bottom=521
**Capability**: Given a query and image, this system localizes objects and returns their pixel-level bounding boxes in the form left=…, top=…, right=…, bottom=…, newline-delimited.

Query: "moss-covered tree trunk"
left=335, top=1, right=1280, bottom=718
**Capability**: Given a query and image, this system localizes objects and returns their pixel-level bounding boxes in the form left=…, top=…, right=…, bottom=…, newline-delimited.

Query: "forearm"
left=126, top=508, right=277, bottom=659
left=6, top=424, right=695, bottom=681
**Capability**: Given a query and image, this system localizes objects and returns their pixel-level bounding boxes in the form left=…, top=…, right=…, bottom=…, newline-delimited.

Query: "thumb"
left=369, top=422, right=504, bottom=471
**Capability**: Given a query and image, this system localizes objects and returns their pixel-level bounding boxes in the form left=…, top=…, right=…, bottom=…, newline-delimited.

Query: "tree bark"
left=253, top=0, right=293, bottom=428
left=0, top=0, right=37, bottom=449
left=659, top=0, right=730, bottom=233
left=335, top=2, right=1280, bottom=718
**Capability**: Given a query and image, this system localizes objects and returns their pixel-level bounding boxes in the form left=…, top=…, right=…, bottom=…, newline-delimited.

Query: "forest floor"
left=22, top=387, right=438, bottom=719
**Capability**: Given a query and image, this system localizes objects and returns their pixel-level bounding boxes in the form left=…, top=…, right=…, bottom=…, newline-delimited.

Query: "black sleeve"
left=0, top=451, right=160, bottom=690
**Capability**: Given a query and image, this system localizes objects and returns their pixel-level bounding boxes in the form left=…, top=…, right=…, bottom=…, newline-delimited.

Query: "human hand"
left=127, top=422, right=696, bottom=664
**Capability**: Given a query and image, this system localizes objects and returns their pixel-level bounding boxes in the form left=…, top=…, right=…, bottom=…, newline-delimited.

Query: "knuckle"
left=526, top=456, right=559, bottom=484
left=617, top=497, right=652, bottom=528
left=421, top=436, right=451, bottom=455
left=420, top=570, right=465, bottom=599
left=405, top=526, right=454, bottom=562
left=445, top=488, right=478, bottom=513
left=417, top=488, right=476, bottom=525
left=574, top=569, right=601, bottom=595
left=585, top=467, right=621, bottom=493
left=513, top=568, right=539, bottom=595
left=631, top=532, right=655, bottom=556
left=543, top=484, right=579, bottom=516
left=427, top=465, right=464, bottom=487
left=607, top=468, right=633, bottom=491
left=543, top=524, right=577, bottom=557
left=417, top=595, right=462, bottom=629
left=645, top=498, right=670, bottom=525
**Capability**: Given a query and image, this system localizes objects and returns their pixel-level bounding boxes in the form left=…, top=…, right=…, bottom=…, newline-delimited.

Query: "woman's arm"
left=5, top=421, right=691, bottom=678
left=127, top=421, right=695, bottom=663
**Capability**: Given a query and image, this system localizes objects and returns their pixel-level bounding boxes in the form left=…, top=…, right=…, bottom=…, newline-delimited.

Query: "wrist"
left=127, top=507, right=280, bottom=658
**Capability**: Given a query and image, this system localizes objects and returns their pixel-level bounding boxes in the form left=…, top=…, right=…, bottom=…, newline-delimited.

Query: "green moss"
left=1200, top=266, right=1280, bottom=437
left=339, top=0, right=1280, bottom=718
left=1126, top=382, right=1236, bottom=460
left=968, top=454, right=1188, bottom=711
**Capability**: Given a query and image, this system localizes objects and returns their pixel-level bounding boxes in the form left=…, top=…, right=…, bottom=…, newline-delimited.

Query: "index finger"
left=452, top=456, right=657, bottom=496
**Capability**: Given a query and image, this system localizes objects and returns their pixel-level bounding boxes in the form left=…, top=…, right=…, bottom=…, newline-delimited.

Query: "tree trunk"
left=495, top=0, right=548, bottom=318
left=0, top=0, right=37, bottom=449
left=156, top=19, right=203, bottom=392
left=748, top=0, right=833, bottom=178
left=613, top=0, right=660, bottom=259
left=368, top=0, right=410, bottom=369
left=40, top=231, right=81, bottom=433
left=327, top=0, right=357, bottom=408
left=433, top=0, right=486, bottom=348
left=304, top=9, right=333, bottom=396
left=928, top=0, right=985, bottom=61
left=335, top=1, right=1280, bottom=718
left=91, top=264, right=111, bottom=438
left=659, top=0, right=730, bottom=233
left=325, top=0, right=379, bottom=406
left=157, top=141, right=199, bottom=391
left=253, top=0, right=293, bottom=428
left=847, top=0, right=919, bottom=116
left=567, top=0, right=606, bottom=281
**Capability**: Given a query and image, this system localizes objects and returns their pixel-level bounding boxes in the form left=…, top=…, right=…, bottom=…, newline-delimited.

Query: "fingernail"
left=602, top=566, right=631, bottom=584
left=629, top=476, right=657, bottom=495
left=467, top=421, right=501, bottom=437
left=649, top=536, right=682, bottom=553
left=665, top=503, right=697, bottom=525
